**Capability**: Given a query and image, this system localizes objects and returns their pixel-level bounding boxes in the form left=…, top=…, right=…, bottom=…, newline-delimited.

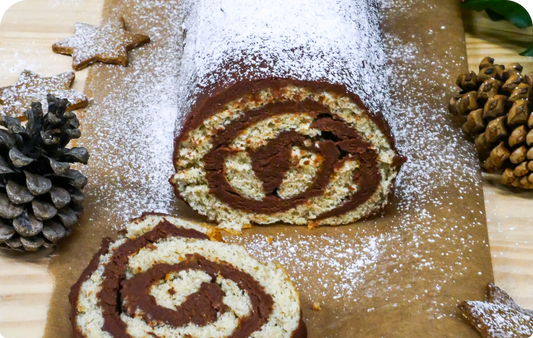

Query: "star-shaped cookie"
left=52, top=17, right=150, bottom=71
left=460, top=283, right=533, bottom=338
left=0, top=70, right=88, bottom=120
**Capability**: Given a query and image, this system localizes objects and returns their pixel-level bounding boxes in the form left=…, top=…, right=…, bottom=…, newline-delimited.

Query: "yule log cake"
left=70, top=214, right=306, bottom=338
left=170, top=0, right=405, bottom=232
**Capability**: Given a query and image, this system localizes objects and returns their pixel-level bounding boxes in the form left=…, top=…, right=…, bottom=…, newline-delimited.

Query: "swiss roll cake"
left=170, top=0, right=405, bottom=232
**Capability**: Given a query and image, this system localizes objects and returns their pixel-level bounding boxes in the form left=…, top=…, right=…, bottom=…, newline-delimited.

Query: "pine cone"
left=0, top=94, right=88, bottom=251
left=450, top=57, right=533, bottom=189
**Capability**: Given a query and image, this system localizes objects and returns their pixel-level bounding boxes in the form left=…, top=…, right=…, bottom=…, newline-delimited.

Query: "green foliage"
left=462, top=0, right=533, bottom=55
left=519, top=43, right=533, bottom=56
left=484, top=8, right=506, bottom=22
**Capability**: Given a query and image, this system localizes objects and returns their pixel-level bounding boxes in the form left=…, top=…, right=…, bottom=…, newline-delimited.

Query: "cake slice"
left=69, top=213, right=307, bottom=338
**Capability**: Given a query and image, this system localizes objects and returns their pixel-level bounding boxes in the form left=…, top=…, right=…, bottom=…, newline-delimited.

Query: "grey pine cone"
left=0, top=94, right=88, bottom=252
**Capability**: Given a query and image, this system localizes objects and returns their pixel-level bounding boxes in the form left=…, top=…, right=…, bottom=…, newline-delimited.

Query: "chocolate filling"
left=124, top=272, right=229, bottom=327
left=292, top=311, right=308, bottom=338
left=69, top=237, right=112, bottom=338
left=249, top=131, right=306, bottom=195
left=202, top=99, right=381, bottom=218
left=98, top=220, right=210, bottom=338
left=121, top=254, right=274, bottom=337
left=178, top=79, right=386, bottom=140
left=70, top=219, right=300, bottom=338
left=173, top=79, right=406, bottom=219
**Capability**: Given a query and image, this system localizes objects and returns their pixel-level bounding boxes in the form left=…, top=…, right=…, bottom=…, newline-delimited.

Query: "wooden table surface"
left=0, top=2, right=532, bottom=337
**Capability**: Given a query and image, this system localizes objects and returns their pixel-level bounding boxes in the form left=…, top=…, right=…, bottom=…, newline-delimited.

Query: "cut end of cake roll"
left=69, top=213, right=306, bottom=338
left=171, top=79, right=406, bottom=232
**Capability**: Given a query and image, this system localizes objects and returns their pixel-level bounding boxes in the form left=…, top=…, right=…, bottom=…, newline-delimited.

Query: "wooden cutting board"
left=0, top=0, right=531, bottom=337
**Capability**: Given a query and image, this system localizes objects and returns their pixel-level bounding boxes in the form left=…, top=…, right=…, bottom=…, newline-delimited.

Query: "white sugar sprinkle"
left=78, top=0, right=184, bottom=220
left=61, top=0, right=487, bottom=322
left=176, top=0, right=387, bottom=133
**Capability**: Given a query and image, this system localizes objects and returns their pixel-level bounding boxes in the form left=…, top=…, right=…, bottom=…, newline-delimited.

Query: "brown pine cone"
left=0, top=94, right=88, bottom=251
left=450, top=57, right=533, bottom=189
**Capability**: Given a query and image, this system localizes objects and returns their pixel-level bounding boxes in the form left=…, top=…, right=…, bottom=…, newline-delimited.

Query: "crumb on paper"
left=307, top=221, right=319, bottom=230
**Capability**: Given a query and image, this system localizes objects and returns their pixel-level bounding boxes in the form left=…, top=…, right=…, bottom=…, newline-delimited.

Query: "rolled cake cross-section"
left=171, top=0, right=406, bottom=232
left=69, top=214, right=306, bottom=338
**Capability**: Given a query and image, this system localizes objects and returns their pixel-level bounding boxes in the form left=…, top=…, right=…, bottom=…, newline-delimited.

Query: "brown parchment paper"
left=44, top=0, right=494, bottom=337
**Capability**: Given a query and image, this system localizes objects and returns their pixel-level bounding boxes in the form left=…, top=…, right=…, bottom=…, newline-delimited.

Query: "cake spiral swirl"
left=170, top=0, right=405, bottom=232
left=69, top=214, right=306, bottom=338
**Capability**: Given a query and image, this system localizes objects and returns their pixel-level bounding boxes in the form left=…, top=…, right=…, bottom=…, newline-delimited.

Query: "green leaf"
left=520, top=43, right=533, bottom=56
left=462, top=0, right=498, bottom=12
left=462, top=0, right=532, bottom=28
left=485, top=8, right=505, bottom=21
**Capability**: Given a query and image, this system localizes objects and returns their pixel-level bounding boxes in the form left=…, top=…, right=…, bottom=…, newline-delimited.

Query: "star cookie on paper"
left=52, top=17, right=150, bottom=71
left=460, top=283, right=533, bottom=338
left=0, top=70, right=88, bottom=120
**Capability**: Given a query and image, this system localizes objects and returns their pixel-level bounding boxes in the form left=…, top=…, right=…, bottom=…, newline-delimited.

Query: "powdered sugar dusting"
left=78, top=0, right=183, bottom=222
left=244, top=231, right=390, bottom=300
left=77, top=0, right=492, bottom=333
left=0, top=70, right=88, bottom=117
left=176, top=0, right=387, bottom=132
left=382, top=34, right=481, bottom=214
left=53, top=19, right=150, bottom=70
left=463, top=301, right=533, bottom=337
